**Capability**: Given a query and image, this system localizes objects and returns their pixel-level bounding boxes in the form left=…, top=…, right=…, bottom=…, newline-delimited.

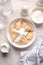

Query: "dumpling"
left=20, top=36, right=28, bottom=44
left=22, top=22, right=28, bottom=28
left=9, top=32, right=19, bottom=42
left=22, top=21, right=33, bottom=32
left=15, top=19, right=22, bottom=30
left=26, top=32, right=33, bottom=40
left=16, top=41, right=22, bottom=45
left=25, top=24, right=33, bottom=32
left=16, top=36, right=28, bottom=45
left=9, top=27, right=15, bottom=33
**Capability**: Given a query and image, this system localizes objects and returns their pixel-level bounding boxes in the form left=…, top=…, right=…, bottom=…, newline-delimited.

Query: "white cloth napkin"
left=19, top=46, right=37, bottom=65
left=20, top=43, right=43, bottom=65
left=19, top=26, right=43, bottom=65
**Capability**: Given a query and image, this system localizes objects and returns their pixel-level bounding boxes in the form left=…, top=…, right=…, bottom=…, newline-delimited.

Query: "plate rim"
left=30, top=7, right=43, bottom=24
left=6, top=18, right=37, bottom=49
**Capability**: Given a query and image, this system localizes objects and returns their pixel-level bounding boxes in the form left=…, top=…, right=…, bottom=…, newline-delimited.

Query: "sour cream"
left=31, top=10, right=43, bottom=24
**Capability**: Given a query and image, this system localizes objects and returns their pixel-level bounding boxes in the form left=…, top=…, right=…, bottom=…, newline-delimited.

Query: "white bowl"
left=7, top=18, right=37, bottom=49
left=30, top=8, right=43, bottom=24
left=0, top=43, right=10, bottom=53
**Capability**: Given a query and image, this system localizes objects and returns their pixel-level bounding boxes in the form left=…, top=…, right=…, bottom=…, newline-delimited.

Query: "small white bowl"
left=30, top=8, right=43, bottom=24
left=0, top=43, right=10, bottom=53
left=7, top=18, right=37, bottom=49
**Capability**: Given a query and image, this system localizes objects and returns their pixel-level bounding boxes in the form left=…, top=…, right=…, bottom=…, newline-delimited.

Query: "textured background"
left=0, top=0, right=43, bottom=65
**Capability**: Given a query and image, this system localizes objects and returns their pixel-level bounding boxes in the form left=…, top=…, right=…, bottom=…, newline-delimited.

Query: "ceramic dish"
left=0, top=43, right=10, bottom=53
left=7, top=18, right=37, bottom=48
left=30, top=7, right=43, bottom=24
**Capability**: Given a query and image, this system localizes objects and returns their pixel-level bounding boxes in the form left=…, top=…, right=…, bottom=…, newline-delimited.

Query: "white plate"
left=7, top=18, right=37, bottom=49
left=30, top=8, right=43, bottom=24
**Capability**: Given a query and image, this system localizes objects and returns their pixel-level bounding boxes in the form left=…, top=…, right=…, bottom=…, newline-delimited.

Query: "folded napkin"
left=19, top=46, right=37, bottom=65
left=19, top=43, right=43, bottom=65
left=19, top=25, right=43, bottom=65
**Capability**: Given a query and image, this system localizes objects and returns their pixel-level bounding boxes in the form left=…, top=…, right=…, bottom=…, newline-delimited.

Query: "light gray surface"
left=0, top=46, right=20, bottom=65
left=0, top=0, right=43, bottom=65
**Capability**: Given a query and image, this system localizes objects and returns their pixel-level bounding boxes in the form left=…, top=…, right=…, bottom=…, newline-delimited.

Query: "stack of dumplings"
left=9, top=18, right=34, bottom=45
